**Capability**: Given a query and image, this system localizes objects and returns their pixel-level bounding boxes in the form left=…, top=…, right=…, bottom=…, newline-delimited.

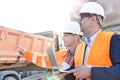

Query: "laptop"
left=46, top=47, right=68, bottom=73
left=46, top=47, right=59, bottom=71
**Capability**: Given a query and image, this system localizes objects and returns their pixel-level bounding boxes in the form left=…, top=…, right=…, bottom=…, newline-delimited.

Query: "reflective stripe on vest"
left=32, top=52, right=39, bottom=64
left=42, top=56, right=46, bottom=67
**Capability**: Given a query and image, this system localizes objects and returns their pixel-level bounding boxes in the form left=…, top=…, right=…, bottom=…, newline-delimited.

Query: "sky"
left=0, top=0, right=77, bottom=33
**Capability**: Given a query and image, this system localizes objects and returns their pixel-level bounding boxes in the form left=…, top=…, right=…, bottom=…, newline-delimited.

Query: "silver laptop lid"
left=46, top=47, right=59, bottom=71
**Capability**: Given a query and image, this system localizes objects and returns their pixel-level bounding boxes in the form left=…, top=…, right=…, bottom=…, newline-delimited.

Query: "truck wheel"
left=3, top=76, right=17, bottom=80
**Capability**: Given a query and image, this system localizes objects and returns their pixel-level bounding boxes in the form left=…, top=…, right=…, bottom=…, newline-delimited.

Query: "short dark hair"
left=80, top=13, right=103, bottom=21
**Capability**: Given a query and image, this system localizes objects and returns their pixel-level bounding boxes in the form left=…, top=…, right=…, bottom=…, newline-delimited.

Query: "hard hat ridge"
left=63, top=21, right=83, bottom=35
left=79, top=2, right=105, bottom=19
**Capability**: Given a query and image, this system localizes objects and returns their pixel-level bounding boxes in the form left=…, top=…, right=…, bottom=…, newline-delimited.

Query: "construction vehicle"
left=0, top=26, right=58, bottom=80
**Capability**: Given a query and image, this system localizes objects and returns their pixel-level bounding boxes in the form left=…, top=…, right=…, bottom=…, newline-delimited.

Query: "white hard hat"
left=63, top=21, right=83, bottom=35
left=79, top=2, right=105, bottom=19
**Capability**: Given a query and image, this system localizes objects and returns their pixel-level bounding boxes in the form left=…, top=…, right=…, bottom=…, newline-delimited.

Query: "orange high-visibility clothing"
left=23, top=48, right=68, bottom=69
left=74, top=31, right=115, bottom=80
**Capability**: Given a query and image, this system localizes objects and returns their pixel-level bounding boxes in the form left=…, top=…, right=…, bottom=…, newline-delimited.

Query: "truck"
left=0, top=26, right=57, bottom=80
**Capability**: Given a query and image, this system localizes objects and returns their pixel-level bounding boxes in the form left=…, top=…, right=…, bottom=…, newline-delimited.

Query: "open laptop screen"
left=46, top=47, right=59, bottom=71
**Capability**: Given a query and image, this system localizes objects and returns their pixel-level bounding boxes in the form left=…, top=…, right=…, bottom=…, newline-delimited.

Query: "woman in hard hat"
left=18, top=21, right=83, bottom=80
left=67, top=2, right=120, bottom=80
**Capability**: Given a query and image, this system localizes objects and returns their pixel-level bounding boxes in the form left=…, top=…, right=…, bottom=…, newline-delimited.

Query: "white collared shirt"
left=84, top=29, right=102, bottom=64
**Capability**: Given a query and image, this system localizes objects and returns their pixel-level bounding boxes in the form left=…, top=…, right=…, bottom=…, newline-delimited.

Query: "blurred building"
left=70, top=0, right=120, bottom=32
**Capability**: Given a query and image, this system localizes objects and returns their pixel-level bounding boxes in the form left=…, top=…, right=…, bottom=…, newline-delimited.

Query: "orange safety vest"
left=74, top=31, right=115, bottom=80
left=23, top=48, right=68, bottom=69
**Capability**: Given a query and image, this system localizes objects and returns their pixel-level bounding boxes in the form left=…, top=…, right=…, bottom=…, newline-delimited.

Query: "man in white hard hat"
left=68, top=2, right=120, bottom=80
left=17, top=21, right=83, bottom=80
left=58, top=21, right=83, bottom=80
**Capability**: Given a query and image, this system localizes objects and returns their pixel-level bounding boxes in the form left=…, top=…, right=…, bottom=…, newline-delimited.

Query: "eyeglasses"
left=63, top=33, right=76, bottom=36
left=80, top=13, right=94, bottom=20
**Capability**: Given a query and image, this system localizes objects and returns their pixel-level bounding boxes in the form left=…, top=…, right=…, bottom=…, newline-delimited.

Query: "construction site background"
left=70, top=0, right=120, bottom=32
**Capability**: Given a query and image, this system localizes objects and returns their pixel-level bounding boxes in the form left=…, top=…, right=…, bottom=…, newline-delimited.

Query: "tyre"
left=3, top=76, right=17, bottom=80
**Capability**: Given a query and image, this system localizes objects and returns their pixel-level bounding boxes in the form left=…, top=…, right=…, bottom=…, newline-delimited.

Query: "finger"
left=59, top=73, right=67, bottom=78
left=74, top=71, right=81, bottom=78
left=67, top=68, right=78, bottom=74
left=16, top=45, right=24, bottom=49
left=60, top=72, right=67, bottom=76
left=67, top=66, right=82, bottom=74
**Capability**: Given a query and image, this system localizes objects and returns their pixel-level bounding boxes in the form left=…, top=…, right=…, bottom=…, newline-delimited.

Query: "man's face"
left=62, top=33, right=76, bottom=47
left=79, top=13, right=92, bottom=33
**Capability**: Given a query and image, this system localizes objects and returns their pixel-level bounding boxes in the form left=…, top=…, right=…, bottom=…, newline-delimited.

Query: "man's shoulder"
left=111, top=33, right=120, bottom=40
left=97, top=31, right=115, bottom=40
left=76, top=41, right=86, bottom=50
left=55, top=48, right=67, bottom=54
left=101, top=31, right=115, bottom=34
